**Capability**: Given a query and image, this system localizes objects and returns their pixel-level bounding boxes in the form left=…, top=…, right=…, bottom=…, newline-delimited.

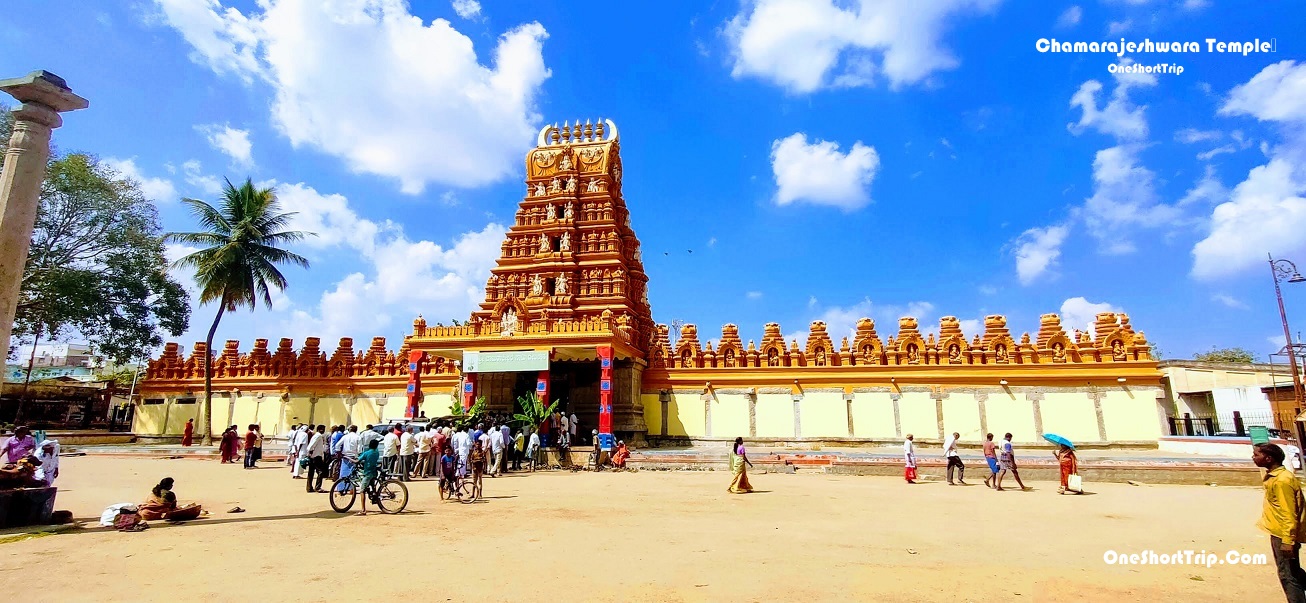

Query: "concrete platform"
left=626, top=448, right=1266, bottom=486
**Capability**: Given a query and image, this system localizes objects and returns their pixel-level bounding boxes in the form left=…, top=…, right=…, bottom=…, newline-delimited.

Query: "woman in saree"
left=728, top=437, right=754, bottom=494
left=611, top=440, right=630, bottom=469
left=219, top=427, right=237, bottom=463
left=138, top=477, right=203, bottom=521
left=1055, top=444, right=1079, bottom=494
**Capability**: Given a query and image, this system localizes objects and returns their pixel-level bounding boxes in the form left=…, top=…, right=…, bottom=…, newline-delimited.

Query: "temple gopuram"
left=137, top=119, right=1164, bottom=448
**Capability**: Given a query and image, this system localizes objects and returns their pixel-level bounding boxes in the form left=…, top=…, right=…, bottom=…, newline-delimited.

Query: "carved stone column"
left=0, top=72, right=87, bottom=359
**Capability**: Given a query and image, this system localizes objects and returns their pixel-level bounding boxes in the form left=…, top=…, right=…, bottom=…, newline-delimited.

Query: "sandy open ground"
left=0, top=455, right=1289, bottom=602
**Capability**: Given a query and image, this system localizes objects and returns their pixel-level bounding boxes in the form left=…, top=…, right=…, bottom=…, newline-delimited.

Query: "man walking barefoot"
left=994, top=433, right=1028, bottom=491
left=982, top=433, right=999, bottom=488
left=944, top=431, right=966, bottom=485
left=1253, top=442, right=1306, bottom=603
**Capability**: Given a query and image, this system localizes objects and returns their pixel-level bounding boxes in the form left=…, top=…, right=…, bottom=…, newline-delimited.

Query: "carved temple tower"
left=471, top=118, right=654, bottom=349
left=404, top=119, right=653, bottom=436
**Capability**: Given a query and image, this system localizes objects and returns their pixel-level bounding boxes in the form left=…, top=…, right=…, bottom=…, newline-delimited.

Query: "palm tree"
left=165, top=178, right=312, bottom=445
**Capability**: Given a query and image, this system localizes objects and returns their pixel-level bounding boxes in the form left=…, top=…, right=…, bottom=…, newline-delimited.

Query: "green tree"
left=513, top=392, right=558, bottom=430
left=165, top=179, right=312, bottom=445
left=1193, top=346, right=1257, bottom=364
left=10, top=152, right=190, bottom=366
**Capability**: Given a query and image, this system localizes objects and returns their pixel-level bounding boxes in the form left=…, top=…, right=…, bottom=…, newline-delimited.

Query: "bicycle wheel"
left=375, top=479, right=409, bottom=514
left=456, top=480, right=477, bottom=504
left=329, top=478, right=357, bottom=513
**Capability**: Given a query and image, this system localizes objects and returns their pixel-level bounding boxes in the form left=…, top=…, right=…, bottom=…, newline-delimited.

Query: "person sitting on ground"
left=0, top=456, right=44, bottom=489
left=138, top=477, right=203, bottom=521
left=612, top=440, right=630, bottom=469
left=34, top=440, right=59, bottom=486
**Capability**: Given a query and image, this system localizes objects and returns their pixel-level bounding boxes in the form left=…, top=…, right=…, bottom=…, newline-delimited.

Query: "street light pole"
left=1269, top=254, right=1306, bottom=432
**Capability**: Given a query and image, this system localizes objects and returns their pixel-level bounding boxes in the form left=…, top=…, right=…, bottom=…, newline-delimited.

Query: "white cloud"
left=199, top=123, right=253, bottom=166
left=103, top=157, right=178, bottom=203
left=978, top=285, right=998, bottom=295
left=1107, top=19, right=1131, bottom=35
left=1080, top=145, right=1179, bottom=253
left=153, top=0, right=551, bottom=194
left=1192, top=158, right=1306, bottom=279
left=1193, top=61, right=1306, bottom=280
left=182, top=159, right=223, bottom=196
left=260, top=181, right=508, bottom=342
left=1056, top=5, right=1082, bottom=28
left=723, top=0, right=999, bottom=93
left=746, top=291, right=763, bottom=300
left=707, top=237, right=717, bottom=247
left=1221, top=61, right=1306, bottom=124
left=451, top=0, right=480, bottom=19
left=152, top=0, right=262, bottom=83
left=1174, top=128, right=1221, bottom=144
left=275, top=182, right=386, bottom=255
left=1211, top=293, right=1249, bottom=310
left=1014, top=224, right=1069, bottom=284
left=1196, top=145, right=1236, bottom=161
left=1178, top=165, right=1227, bottom=206
left=1060, top=297, right=1122, bottom=335
left=1067, top=70, right=1155, bottom=140
left=1182, top=0, right=1211, bottom=10
left=771, top=133, right=880, bottom=210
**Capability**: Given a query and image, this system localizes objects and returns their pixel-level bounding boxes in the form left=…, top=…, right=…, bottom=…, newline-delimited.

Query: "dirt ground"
left=0, top=456, right=1288, bottom=602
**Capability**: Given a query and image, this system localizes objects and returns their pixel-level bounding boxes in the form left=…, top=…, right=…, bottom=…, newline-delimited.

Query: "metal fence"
left=1167, top=410, right=1300, bottom=437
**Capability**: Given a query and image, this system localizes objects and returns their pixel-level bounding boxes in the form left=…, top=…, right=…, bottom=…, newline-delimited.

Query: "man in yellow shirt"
left=1254, top=442, right=1306, bottom=603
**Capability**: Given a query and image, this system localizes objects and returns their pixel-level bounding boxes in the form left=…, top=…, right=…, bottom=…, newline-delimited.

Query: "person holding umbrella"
left=1045, top=433, right=1079, bottom=494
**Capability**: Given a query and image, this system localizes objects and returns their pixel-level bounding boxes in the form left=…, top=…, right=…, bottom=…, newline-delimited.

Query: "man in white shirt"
left=415, top=427, right=432, bottom=478
left=382, top=428, right=401, bottom=475
left=526, top=429, right=541, bottom=470
left=569, top=412, right=579, bottom=445
left=488, top=426, right=504, bottom=477
left=500, top=424, right=512, bottom=473
left=560, top=413, right=570, bottom=447
left=399, top=427, right=416, bottom=481
left=359, top=424, right=381, bottom=453
left=452, top=426, right=471, bottom=477
left=943, top=431, right=966, bottom=485
left=305, top=425, right=329, bottom=493
left=291, top=425, right=311, bottom=478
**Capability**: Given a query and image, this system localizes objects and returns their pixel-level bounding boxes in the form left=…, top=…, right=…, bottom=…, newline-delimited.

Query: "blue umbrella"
left=1043, top=433, right=1075, bottom=449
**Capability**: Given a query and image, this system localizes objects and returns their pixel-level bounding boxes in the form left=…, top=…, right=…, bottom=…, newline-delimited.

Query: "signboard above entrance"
left=463, top=350, right=550, bottom=373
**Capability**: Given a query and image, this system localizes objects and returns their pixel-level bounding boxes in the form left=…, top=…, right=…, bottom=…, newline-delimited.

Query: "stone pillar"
left=345, top=395, right=358, bottom=426
left=226, top=390, right=240, bottom=434
left=0, top=72, right=88, bottom=360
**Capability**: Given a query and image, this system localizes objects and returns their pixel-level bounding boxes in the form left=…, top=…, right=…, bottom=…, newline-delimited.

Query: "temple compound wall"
left=135, top=118, right=1164, bottom=448
left=639, top=313, right=1164, bottom=448
left=135, top=336, right=459, bottom=441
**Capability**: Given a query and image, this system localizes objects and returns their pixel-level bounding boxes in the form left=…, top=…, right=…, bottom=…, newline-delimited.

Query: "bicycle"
left=437, top=471, right=478, bottom=504
left=329, top=467, right=409, bottom=514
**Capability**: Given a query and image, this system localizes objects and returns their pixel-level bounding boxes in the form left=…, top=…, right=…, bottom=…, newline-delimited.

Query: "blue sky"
left=3, top=0, right=1306, bottom=361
